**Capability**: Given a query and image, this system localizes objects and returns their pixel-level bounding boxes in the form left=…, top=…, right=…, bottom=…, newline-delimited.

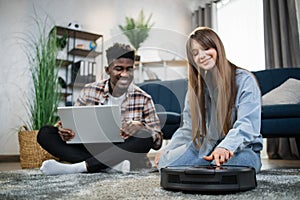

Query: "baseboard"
left=0, top=155, right=20, bottom=162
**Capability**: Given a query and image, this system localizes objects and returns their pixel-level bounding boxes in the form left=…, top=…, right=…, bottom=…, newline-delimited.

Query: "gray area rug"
left=0, top=168, right=299, bottom=200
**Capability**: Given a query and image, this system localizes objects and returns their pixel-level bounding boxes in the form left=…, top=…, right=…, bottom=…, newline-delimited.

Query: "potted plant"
left=18, top=16, right=61, bottom=168
left=118, top=9, right=154, bottom=60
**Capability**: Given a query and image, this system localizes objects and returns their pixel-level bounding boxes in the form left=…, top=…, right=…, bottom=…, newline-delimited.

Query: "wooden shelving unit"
left=69, top=48, right=102, bottom=58
left=55, top=26, right=102, bottom=41
left=134, top=59, right=188, bottom=82
left=53, top=26, right=103, bottom=106
left=56, top=59, right=72, bottom=68
left=141, top=60, right=188, bottom=67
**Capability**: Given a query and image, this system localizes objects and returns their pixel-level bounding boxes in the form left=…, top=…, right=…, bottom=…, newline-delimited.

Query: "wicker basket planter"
left=18, top=126, right=58, bottom=169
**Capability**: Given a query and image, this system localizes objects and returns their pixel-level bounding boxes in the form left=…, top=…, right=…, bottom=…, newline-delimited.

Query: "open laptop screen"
left=57, top=105, right=123, bottom=143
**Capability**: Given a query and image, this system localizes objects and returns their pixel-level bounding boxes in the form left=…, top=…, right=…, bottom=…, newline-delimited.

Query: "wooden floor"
left=0, top=158, right=299, bottom=172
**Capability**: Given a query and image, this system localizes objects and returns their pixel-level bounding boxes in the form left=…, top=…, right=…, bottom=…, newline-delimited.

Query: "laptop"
left=57, top=105, right=124, bottom=143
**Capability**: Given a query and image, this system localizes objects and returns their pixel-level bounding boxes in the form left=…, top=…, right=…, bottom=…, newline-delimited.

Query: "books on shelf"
left=71, top=60, right=96, bottom=85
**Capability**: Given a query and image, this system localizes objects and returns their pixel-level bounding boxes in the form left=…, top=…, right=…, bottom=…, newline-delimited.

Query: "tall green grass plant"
left=22, top=16, right=61, bottom=130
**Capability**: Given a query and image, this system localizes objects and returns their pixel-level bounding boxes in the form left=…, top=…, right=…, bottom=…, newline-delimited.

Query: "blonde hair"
left=186, top=27, right=237, bottom=149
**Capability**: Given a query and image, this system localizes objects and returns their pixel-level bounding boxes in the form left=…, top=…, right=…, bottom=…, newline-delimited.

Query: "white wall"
left=0, top=0, right=192, bottom=155
left=216, top=0, right=265, bottom=71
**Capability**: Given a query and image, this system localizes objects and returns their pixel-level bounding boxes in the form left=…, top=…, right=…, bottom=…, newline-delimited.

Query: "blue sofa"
left=139, top=68, right=300, bottom=139
left=253, top=68, right=300, bottom=138
left=138, top=79, right=188, bottom=139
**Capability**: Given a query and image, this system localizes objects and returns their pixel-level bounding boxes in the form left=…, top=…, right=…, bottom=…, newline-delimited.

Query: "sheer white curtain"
left=216, top=0, right=265, bottom=71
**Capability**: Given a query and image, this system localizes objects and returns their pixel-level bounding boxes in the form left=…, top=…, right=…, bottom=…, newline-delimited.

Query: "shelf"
left=68, top=76, right=96, bottom=88
left=56, top=59, right=72, bottom=67
left=164, top=60, right=188, bottom=66
left=142, top=60, right=188, bottom=67
left=60, top=92, right=72, bottom=97
left=54, top=26, right=103, bottom=41
left=69, top=48, right=102, bottom=58
left=68, top=82, right=88, bottom=88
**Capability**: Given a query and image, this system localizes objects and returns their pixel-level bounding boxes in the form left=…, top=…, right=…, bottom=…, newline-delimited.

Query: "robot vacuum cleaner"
left=161, top=165, right=257, bottom=193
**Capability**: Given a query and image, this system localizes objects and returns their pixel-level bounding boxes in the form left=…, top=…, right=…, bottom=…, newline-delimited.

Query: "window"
left=216, top=0, right=265, bottom=71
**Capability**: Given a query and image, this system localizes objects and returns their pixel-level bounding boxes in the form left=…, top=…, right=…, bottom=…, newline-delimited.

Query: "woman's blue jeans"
left=166, top=144, right=262, bottom=173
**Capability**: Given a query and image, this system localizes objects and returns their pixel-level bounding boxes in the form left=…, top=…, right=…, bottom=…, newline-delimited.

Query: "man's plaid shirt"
left=75, top=79, right=163, bottom=150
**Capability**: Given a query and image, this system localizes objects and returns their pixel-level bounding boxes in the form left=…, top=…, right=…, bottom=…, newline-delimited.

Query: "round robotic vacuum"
left=160, top=165, right=257, bottom=193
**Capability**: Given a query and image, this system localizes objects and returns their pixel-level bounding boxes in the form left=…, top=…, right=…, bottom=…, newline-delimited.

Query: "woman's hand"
left=120, top=120, right=144, bottom=139
left=55, top=121, right=75, bottom=141
left=203, top=147, right=234, bottom=167
left=154, top=150, right=165, bottom=167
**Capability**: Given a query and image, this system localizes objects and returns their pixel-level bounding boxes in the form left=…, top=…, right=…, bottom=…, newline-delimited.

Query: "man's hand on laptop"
left=58, top=127, right=75, bottom=141
left=56, top=121, right=75, bottom=141
left=120, top=120, right=144, bottom=139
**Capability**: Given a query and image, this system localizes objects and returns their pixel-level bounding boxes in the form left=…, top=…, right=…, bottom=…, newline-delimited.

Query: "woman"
left=156, top=27, right=263, bottom=172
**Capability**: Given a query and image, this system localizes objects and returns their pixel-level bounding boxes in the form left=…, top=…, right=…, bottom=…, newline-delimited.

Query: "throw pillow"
left=262, top=78, right=300, bottom=105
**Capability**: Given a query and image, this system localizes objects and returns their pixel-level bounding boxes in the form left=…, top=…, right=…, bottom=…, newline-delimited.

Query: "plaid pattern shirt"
left=75, top=79, right=163, bottom=150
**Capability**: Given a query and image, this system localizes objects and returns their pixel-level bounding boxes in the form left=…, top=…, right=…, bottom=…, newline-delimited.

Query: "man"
left=38, top=43, right=162, bottom=175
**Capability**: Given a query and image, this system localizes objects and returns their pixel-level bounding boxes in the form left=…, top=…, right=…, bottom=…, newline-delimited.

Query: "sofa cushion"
left=262, top=78, right=300, bottom=105
left=138, top=79, right=187, bottom=114
left=262, top=104, right=300, bottom=118
left=157, top=112, right=181, bottom=124
left=156, top=112, right=181, bottom=140
left=261, top=117, right=300, bottom=137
